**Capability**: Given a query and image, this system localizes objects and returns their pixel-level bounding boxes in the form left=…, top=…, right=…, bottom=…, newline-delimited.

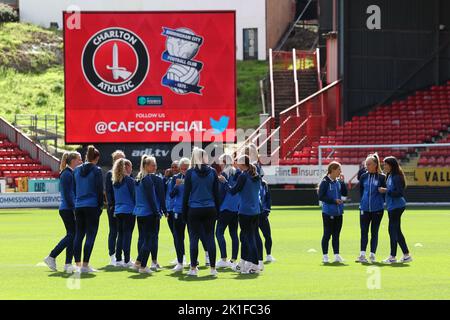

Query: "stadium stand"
left=418, top=135, right=450, bottom=167
left=0, top=124, right=59, bottom=189
left=279, top=80, right=450, bottom=166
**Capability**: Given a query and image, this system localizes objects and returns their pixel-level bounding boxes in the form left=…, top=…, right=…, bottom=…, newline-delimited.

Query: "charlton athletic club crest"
left=82, top=27, right=149, bottom=96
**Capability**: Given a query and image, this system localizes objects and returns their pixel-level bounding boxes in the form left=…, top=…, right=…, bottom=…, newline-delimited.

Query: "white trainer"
left=233, top=260, right=245, bottom=272
left=172, top=263, right=184, bottom=272
left=369, top=253, right=377, bottom=263
left=123, top=261, right=135, bottom=268
left=114, top=261, right=125, bottom=267
left=355, top=255, right=368, bottom=263
left=258, top=260, right=265, bottom=272
left=382, top=257, right=397, bottom=264
left=399, top=255, right=413, bottom=263
left=129, top=263, right=140, bottom=271
left=187, top=268, right=199, bottom=276
left=334, top=254, right=344, bottom=263
left=63, top=264, right=75, bottom=273
left=109, top=254, right=116, bottom=266
left=266, top=255, right=276, bottom=262
left=80, top=265, right=98, bottom=273
left=242, top=262, right=259, bottom=274
left=210, top=268, right=218, bottom=277
left=44, top=256, right=57, bottom=271
left=216, top=260, right=231, bottom=268
left=151, top=262, right=162, bottom=271
left=322, top=255, right=329, bottom=263
left=139, top=267, right=153, bottom=274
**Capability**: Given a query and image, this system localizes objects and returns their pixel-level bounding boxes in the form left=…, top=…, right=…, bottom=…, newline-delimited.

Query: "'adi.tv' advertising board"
left=64, top=11, right=236, bottom=143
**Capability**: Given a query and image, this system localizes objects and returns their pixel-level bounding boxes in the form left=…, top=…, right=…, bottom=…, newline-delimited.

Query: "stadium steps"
left=271, top=69, right=318, bottom=126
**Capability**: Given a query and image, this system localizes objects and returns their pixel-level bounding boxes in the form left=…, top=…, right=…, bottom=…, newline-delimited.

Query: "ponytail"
left=112, top=158, right=126, bottom=184
left=60, top=152, right=69, bottom=172
left=86, top=145, right=100, bottom=162
left=137, top=154, right=150, bottom=181
left=366, top=153, right=382, bottom=174
left=60, top=151, right=81, bottom=172
left=248, top=163, right=257, bottom=177
left=373, top=153, right=382, bottom=174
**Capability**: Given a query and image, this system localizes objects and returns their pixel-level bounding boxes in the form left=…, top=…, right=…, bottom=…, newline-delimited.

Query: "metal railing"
left=279, top=80, right=342, bottom=158
left=236, top=117, right=275, bottom=153
left=0, top=117, right=60, bottom=172
left=268, top=48, right=319, bottom=117
left=13, top=114, right=60, bottom=154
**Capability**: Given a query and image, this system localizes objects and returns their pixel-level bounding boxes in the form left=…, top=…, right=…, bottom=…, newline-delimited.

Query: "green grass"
left=0, top=206, right=449, bottom=300
left=236, top=60, right=268, bottom=129
left=0, top=66, right=64, bottom=128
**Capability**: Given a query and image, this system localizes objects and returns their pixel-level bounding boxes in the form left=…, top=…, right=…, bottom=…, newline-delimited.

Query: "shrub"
left=0, top=4, right=18, bottom=24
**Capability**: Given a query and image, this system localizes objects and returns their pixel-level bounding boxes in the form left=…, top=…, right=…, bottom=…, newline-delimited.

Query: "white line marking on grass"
left=414, top=243, right=423, bottom=247
left=307, top=248, right=317, bottom=253
left=35, top=262, right=46, bottom=267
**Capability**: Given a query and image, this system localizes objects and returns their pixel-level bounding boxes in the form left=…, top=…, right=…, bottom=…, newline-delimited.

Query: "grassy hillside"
left=0, top=22, right=266, bottom=147
left=0, top=22, right=62, bottom=72
left=236, top=60, right=267, bottom=129
left=0, top=66, right=64, bottom=127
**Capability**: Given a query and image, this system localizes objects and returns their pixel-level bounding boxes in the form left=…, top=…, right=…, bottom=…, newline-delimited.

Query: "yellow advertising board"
left=15, top=177, right=29, bottom=192
left=405, top=167, right=450, bottom=186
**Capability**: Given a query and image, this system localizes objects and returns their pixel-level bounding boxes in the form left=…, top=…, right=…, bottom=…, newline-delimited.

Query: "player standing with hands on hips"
left=318, top=162, right=347, bottom=264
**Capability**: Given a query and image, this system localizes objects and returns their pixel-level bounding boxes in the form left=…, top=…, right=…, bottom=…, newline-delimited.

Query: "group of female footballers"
left=43, top=143, right=412, bottom=276
left=44, top=144, right=275, bottom=276
left=318, top=153, right=413, bottom=265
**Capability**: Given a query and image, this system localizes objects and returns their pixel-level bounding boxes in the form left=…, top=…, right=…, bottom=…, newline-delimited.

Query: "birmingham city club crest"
left=161, top=27, right=204, bottom=95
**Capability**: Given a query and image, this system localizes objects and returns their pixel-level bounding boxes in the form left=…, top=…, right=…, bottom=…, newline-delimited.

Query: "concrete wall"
left=266, top=0, right=296, bottom=51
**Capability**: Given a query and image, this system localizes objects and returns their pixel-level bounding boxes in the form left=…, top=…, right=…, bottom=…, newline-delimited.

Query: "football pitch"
left=0, top=206, right=449, bottom=300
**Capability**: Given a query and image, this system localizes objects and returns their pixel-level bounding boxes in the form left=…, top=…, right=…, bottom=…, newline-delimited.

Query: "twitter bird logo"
left=210, top=116, right=230, bottom=134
